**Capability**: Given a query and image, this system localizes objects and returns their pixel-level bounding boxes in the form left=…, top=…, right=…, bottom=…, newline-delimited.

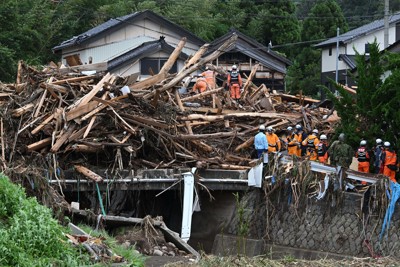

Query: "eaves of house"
left=315, top=13, right=400, bottom=49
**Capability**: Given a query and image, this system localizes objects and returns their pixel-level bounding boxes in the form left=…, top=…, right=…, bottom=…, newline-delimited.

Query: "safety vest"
left=384, top=150, right=397, bottom=166
left=230, top=71, right=239, bottom=84
left=356, top=147, right=368, bottom=162
left=317, top=142, right=328, bottom=156
left=306, top=135, right=318, bottom=150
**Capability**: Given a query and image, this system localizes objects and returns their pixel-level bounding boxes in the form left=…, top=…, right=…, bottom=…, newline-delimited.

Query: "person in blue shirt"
left=374, top=138, right=383, bottom=173
left=254, top=125, right=269, bottom=158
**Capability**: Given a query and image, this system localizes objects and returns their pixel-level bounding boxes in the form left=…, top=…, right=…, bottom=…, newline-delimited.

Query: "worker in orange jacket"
left=302, top=129, right=320, bottom=161
left=192, top=76, right=208, bottom=93
left=381, top=141, right=398, bottom=183
left=266, top=126, right=281, bottom=153
left=201, top=66, right=215, bottom=90
left=317, top=134, right=329, bottom=163
left=286, top=126, right=300, bottom=156
left=227, top=65, right=242, bottom=100
left=356, top=140, right=370, bottom=173
left=356, top=140, right=370, bottom=185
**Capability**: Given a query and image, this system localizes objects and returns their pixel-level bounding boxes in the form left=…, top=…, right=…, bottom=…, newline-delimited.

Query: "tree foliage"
left=324, top=40, right=400, bottom=148
left=286, top=0, right=347, bottom=97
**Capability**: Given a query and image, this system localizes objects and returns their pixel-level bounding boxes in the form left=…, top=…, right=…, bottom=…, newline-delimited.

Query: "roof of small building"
left=53, top=10, right=205, bottom=53
left=107, top=38, right=188, bottom=72
left=315, top=13, right=400, bottom=48
left=206, top=28, right=291, bottom=74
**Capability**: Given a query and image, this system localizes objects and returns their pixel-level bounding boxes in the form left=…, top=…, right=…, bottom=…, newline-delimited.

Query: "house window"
left=329, top=47, right=332, bottom=56
left=140, top=58, right=177, bottom=75
left=365, top=43, right=370, bottom=54
left=396, top=23, right=400, bottom=41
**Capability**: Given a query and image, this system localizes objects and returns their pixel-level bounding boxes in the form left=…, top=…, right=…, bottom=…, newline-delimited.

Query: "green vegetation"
left=0, top=174, right=90, bottom=266
left=0, top=174, right=145, bottom=266
left=324, top=40, right=400, bottom=148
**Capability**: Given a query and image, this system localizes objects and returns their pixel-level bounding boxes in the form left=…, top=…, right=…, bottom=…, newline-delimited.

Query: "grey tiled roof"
left=315, top=13, right=400, bottom=48
left=206, top=28, right=291, bottom=73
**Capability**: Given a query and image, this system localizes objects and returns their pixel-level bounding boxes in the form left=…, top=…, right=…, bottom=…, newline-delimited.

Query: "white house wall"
left=321, top=46, right=347, bottom=73
left=61, top=17, right=200, bottom=66
left=321, top=26, right=397, bottom=73
left=347, top=26, right=397, bottom=53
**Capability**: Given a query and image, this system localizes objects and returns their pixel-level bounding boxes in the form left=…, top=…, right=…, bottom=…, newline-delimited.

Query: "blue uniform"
left=254, top=132, right=269, bottom=158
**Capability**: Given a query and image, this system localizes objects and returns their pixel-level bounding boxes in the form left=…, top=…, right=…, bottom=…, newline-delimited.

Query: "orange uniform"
left=287, top=133, right=300, bottom=156
left=192, top=77, right=208, bottom=93
left=356, top=146, right=370, bottom=173
left=317, top=141, right=329, bottom=163
left=267, top=133, right=281, bottom=153
left=302, top=134, right=319, bottom=161
left=227, top=70, right=242, bottom=100
left=382, top=150, right=398, bottom=183
left=201, top=70, right=215, bottom=89
left=294, top=132, right=303, bottom=157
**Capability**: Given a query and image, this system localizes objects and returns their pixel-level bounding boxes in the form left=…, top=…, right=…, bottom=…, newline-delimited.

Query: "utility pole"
left=335, top=27, right=339, bottom=84
left=384, top=0, right=389, bottom=49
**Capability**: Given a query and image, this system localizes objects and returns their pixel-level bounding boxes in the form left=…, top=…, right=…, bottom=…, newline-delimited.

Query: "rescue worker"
left=356, top=140, right=370, bottom=173
left=327, top=133, right=353, bottom=168
left=286, top=126, right=300, bottom=156
left=254, top=125, right=269, bottom=159
left=266, top=126, right=281, bottom=153
left=227, top=65, right=243, bottom=100
left=317, top=134, right=329, bottom=163
left=356, top=140, right=370, bottom=185
left=381, top=142, right=398, bottom=183
left=201, top=66, right=216, bottom=90
left=302, top=129, right=320, bottom=161
left=192, top=76, right=208, bottom=93
left=374, top=138, right=384, bottom=174
left=295, top=124, right=308, bottom=156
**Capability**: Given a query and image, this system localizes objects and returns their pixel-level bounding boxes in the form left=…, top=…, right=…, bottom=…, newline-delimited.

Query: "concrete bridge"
left=50, top=155, right=387, bottom=257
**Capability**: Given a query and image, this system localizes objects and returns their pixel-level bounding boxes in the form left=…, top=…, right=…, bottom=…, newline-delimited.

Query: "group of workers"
left=192, top=65, right=243, bottom=100
left=254, top=124, right=399, bottom=183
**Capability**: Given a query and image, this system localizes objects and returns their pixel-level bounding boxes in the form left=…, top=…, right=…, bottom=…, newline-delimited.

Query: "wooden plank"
left=34, top=90, right=48, bottom=118
left=75, top=72, right=112, bottom=108
left=12, top=103, right=34, bottom=117
left=179, top=112, right=302, bottom=122
left=40, top=83, right=68, bottom=94
left=50, top=75, right=97, bottom=85
left=58, top=62, right=108, bottom=75
left=121, top=114, right=170, bottom=129
left=50, top=124, right=76, bottom=153
left=27, top=137, right=52, bottom=152
left=180, top=87, right=223, bottom=102
left=80, top=94, right=128, bottom=122
left=183, top=43, right=209, bottom=69
left=241, top=63, right=259, bottom=99
left=74, top=165, right=103, bottom=182
left=66, top=101, right=99, bottom=121
left=31, top=108, right=62, bottom=135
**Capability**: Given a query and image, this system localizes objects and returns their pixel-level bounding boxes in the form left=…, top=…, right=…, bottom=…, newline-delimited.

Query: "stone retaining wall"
left=224, top=189, right=400, bottom=258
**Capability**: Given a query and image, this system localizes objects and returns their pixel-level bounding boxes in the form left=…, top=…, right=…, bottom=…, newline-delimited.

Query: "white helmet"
left=232, top=64, right=237, bottom=70
left=312, top=129, right=318, bottom=134
left=320, top=134, right=327, bottom=140
left=384, top=141, right=391, bottom=147
left=266, top=126, right=273, bottom=132
left=295, top=124, right=302, bottom=130
left=360, top=140, right=367, bottom=146
left=376, top=138, right=382, bottom=144
left=287, top=126, right=293, bottom=131
left=259, top=125, right=265, bottom=131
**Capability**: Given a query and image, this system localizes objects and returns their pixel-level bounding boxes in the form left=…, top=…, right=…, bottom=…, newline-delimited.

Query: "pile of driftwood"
left=0, top=35, right=335, bottom=184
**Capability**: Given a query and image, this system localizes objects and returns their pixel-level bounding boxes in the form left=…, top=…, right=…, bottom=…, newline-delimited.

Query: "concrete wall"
left=219, top=189, right=400, bottom=258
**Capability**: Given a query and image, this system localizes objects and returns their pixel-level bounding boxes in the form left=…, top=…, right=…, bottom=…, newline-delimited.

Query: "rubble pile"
left=0, top=36, right=337, bottom=184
